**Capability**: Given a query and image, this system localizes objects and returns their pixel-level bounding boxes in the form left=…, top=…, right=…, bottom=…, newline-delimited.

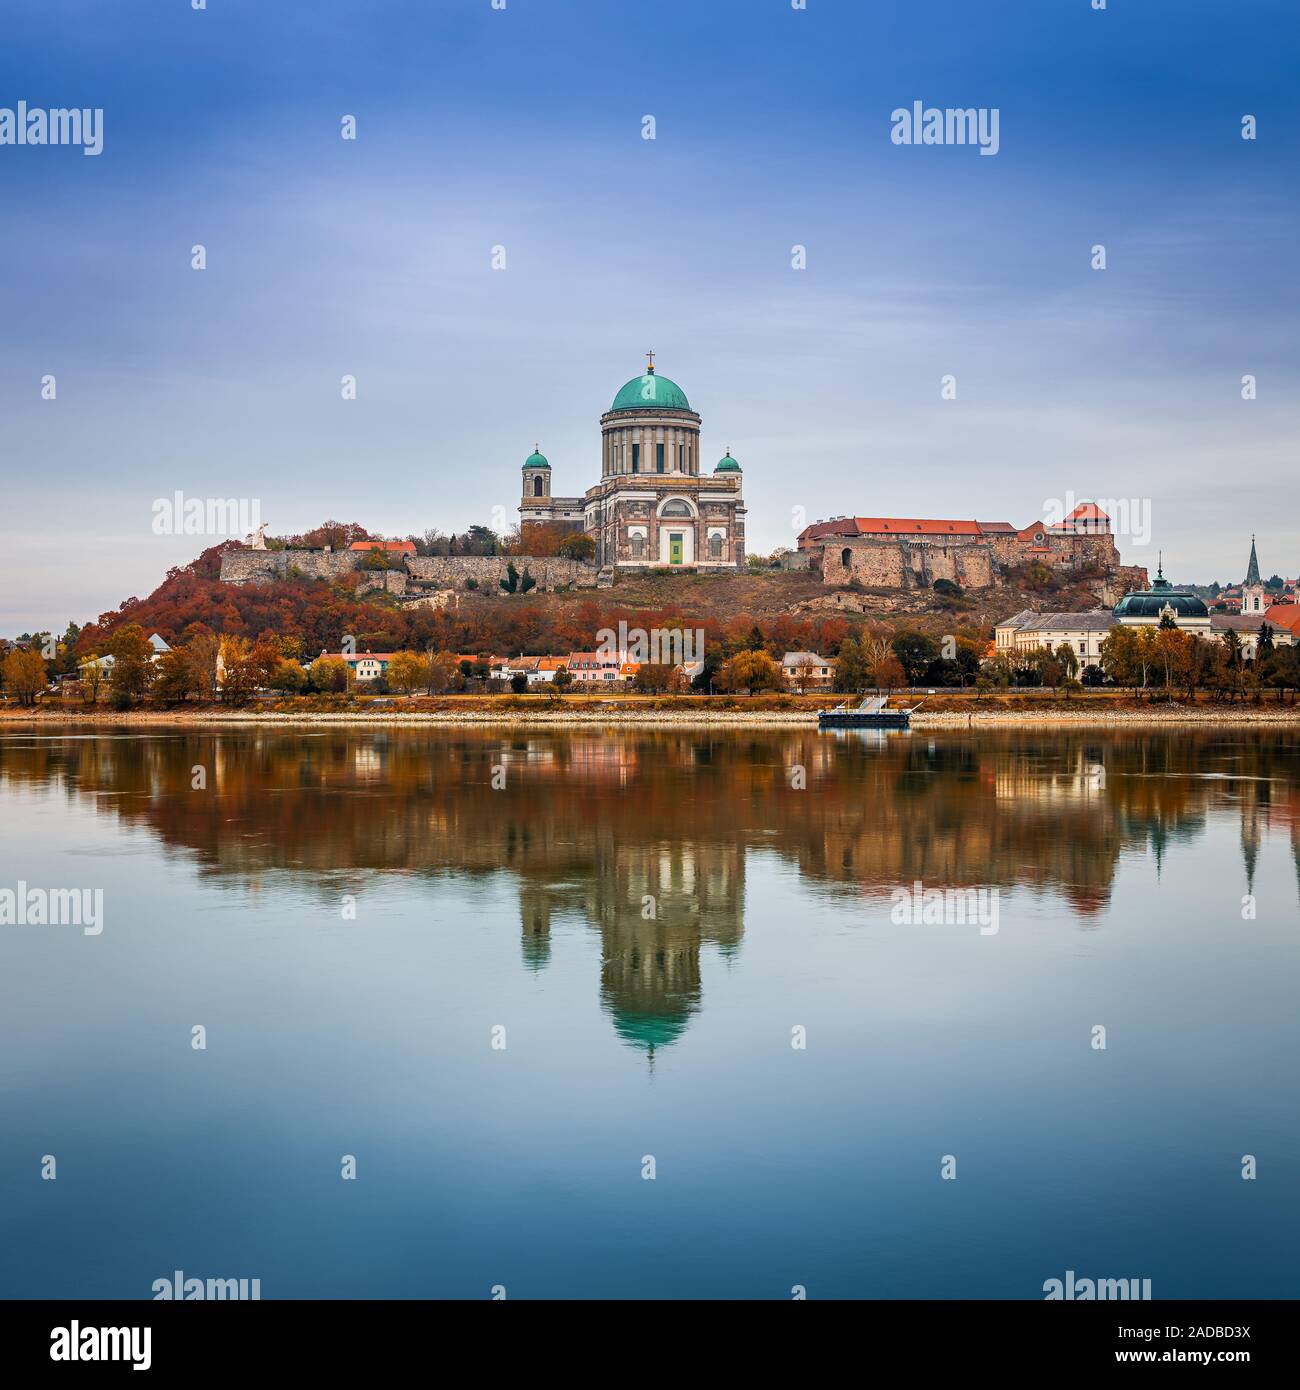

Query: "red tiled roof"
left=1264, top=604, right=1300, bottom=633
left=801, top=517, right=984, bottom=540
left=349, top=540, right=416, bottom=554
left=1064, top=503, right=1109, bottom=521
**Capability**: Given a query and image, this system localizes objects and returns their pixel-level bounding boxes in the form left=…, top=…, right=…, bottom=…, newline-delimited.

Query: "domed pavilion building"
left=518, top=355, right=746, bottom=571
left=1112, top=561, right=1211, bottom=634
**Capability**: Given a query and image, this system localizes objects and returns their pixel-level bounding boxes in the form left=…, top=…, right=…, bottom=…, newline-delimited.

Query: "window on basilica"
left=709, top=533, right=723, bottom=559
left=661, top=500, right=691, bottom=518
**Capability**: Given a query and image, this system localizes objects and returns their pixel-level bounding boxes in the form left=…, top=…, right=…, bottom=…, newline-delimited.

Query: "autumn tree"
left=218, top=635, right=258, bottom=706
left=1100, top=627, right=1137, bottom=690
left=1154, top=626, right=1184, bottom=696
left=718, top=650, right=783, bottom=694
left=2, top=647, right=47, bottom=706
left=388, top=651, right=430, bottom=695
left=310, top=656, right=351, bottom=693
left=633, top=663, right=686, bottom=693
left=80, top=657, right=107, bottom=703
left=266, top=660, right=307, bottom=693
left=152, top=649, right=203, bottom=704
left=428, top=651, right=462, bottom=693
left=181, top=624, right=221, bottom=700
left=107, top=625, right=155, bottom=707
left=558, top=533, right=596, bottom=562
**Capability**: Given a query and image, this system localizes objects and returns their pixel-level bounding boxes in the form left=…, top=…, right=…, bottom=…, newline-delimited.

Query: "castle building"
left=798, top=506, right=1130, bottom=590
left=518, top=356, right=746, bottom=570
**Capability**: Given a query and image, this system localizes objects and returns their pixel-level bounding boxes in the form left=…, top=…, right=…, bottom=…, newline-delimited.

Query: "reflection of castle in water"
left=519, top=840, right=744, bottom=1053
left=3, top=727, right=1298, bottom=1052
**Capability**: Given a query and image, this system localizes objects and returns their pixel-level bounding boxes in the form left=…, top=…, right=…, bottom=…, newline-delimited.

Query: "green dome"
left=609, top=1008, right=689, bottom=1051
left=522, top=449, right=549, bottom=470
left=1112, top=561, right=1208, bottom=619
left=610, top=372, right=691, bottom=413
left=714, top=450, right=741, bottom=472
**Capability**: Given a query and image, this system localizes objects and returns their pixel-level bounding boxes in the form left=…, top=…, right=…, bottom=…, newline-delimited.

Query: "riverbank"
left=5, top=706, right=1299, bottom=728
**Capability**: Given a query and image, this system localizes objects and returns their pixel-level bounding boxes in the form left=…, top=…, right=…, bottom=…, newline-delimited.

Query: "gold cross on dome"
left=646, top=350, right=655, bottom=373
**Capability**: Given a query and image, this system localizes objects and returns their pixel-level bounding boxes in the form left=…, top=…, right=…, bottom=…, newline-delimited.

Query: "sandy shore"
left=5, top=707, right=1299, bottom=729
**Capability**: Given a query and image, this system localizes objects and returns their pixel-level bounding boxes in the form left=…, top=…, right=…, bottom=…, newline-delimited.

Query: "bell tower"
left=521, top=444, right=551, bottom=502
left=1241, top=535, right=1266, bottom=615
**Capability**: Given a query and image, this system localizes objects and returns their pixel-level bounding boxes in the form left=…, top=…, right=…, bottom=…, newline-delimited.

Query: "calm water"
left=1, top=726, right=1298, bottom=1300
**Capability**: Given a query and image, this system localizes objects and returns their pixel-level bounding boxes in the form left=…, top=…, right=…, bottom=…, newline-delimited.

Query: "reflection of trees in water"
left=3, top=727, right=1297, bottom=1047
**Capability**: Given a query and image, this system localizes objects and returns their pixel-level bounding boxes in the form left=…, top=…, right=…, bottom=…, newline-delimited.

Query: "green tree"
left=465, top=525, right=500, bottom=555
left=690, top=647, right=724, bottom=693
left=1266, top=644, right=1299, bottom=703
left=1054, top=643, right=1079, bottom=696
left=892, top=630, right=939, bottom=685
left=832, top=636, right=868, bottom=692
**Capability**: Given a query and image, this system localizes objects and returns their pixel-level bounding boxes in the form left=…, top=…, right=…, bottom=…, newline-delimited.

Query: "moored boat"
left=817, top=694, right=923, bottom=729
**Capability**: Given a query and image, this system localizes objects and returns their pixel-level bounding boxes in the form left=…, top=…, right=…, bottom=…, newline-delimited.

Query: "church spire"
left=1245, top=534, right=1261, bottom=586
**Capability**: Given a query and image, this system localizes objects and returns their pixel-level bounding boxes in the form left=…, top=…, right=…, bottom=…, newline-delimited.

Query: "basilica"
left=518, top=357, right=747, bottom=571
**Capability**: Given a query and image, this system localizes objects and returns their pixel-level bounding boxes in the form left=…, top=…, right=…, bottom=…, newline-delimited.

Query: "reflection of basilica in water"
left=3, top=727, right=1297, bottom=1052
left=518, top=840, right=744, bottom=1052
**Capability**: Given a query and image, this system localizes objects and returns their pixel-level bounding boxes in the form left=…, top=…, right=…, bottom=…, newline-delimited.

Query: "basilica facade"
left=519, top=358, right=746, bottom=571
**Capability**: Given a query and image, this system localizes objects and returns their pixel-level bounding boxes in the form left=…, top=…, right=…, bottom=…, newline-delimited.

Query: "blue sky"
left=1, top=0, right=1297, bottom=631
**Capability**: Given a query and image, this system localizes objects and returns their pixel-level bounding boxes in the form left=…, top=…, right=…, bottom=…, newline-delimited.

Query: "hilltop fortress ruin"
left=796, top=505, right=1146, bottom=599
left=218, top=545, right=599, bottom=603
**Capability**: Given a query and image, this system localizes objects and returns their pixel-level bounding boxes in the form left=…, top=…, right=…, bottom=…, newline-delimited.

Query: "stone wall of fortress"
left=404, top=556, right=598, bottom=589
left=219, top=548, right=598, bottom=593
left=218, top=549, right=359, bottom=585
left=817, top=532, right=1122, bottom=590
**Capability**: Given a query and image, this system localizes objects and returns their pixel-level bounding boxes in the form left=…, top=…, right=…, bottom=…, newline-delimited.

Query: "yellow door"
left=669, top=534, right=683, bottom=565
